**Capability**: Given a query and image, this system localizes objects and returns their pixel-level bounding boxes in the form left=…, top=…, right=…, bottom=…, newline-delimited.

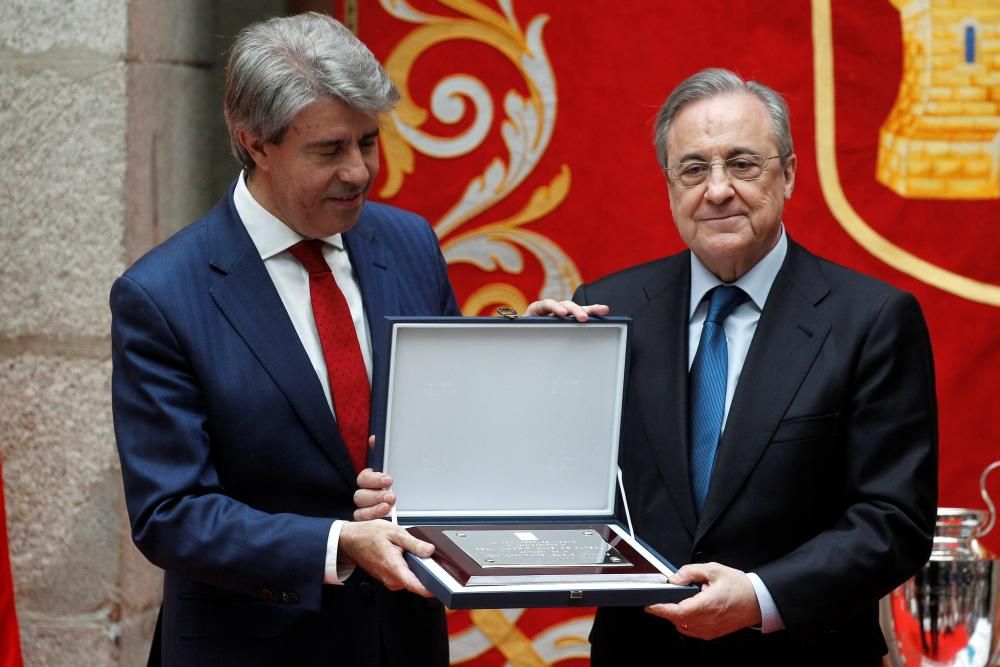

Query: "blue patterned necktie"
left=689, top=285, right=747, bottom=513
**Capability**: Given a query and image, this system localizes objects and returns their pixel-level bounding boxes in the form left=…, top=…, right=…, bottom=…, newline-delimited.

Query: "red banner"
left=0, top=455, right=23, bottom=667
left=340, top=1, right=1000, bottom=663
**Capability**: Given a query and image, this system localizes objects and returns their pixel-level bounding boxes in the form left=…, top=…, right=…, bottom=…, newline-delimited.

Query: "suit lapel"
left=631, top=255, right=699, bottom=536
left=695, top=241, right=831, bottom=540
left=343, top=207, right=398, bottom=380
left=205, top=190, right=359, bottom=488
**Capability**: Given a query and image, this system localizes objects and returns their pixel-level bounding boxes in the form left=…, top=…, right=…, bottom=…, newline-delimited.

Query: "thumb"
left=395, top=529, right=435, bottom=558
left=670, top=563, right=708, bottom=585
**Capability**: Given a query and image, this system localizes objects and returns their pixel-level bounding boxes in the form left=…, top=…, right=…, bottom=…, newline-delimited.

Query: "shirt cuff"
left=324, top=520, right=356, bottom=585
left=746, top=572, right=784, bottom=634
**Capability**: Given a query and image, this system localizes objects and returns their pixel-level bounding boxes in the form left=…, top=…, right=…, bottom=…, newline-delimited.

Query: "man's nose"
left=338, top=147, right=370, bottom=185
left=703, top=162, right=734, bottom=203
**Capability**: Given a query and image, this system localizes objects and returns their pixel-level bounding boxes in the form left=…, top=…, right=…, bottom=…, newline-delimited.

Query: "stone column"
left=0, top=0, right=133, bottom=663
left=0, top=1, right=282, bottom=664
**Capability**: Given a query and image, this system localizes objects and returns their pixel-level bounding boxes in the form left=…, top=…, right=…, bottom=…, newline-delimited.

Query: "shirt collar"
left=688, top=225, right=787, bottom=319
left=233, top=170, right=345, bottom=260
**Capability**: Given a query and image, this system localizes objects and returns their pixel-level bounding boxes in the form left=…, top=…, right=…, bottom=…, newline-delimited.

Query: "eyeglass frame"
left=664, top=154, right=786, bottom=188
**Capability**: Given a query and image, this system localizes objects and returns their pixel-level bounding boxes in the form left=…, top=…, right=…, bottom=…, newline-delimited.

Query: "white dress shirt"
left=233, top=172, right=363, bottom=585
left=687, top=226, right=787, bottom=633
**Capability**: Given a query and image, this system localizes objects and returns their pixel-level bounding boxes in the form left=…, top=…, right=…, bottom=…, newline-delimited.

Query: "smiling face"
left=664, top=93, right=796, bottom=282
left=241, top=95, right=380, bottom=238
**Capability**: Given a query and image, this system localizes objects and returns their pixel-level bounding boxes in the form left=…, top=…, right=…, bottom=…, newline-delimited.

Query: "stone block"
left=116, top=605, right=159, bottom=667
left=934, top=72, right=972, bottom=86
left=946, top=177, right=996, bottom=198
left=929, top=86, right=954, bottom=100
left=0, top=355, right=119, bottom=614
left=128, top=0, right=217, bottom=64
left=907, top=177, right=946, bottom=195
left=955, top=86, right=988, bottom=101
left=971, top=114, right=1000, bottom=129
left=0, top=67, right=127, bottom=339
left=926, top=100, right=964, bottom=115
left=932, top=158, right=961, bottom=176
left=907, top=158, right=931, bottom=176
left=125, top=62, right=236, bottom=262
left=963, top=157, right=993, bottom=177
left=19, top=622, right=117, bottom=667
left=119, top=529, right=162, bottom=615
left=0, top=0, right=126, bottom=55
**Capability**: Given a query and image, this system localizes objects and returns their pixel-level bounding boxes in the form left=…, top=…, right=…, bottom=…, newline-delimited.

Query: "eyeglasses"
left=665, top=154, right=782, bottom=188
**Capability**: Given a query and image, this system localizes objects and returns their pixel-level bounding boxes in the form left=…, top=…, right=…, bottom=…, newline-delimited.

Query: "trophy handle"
left=976, top=460, right=1000, bottom=538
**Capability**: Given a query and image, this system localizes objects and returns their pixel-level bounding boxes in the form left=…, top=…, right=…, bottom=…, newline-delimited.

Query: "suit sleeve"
left=754, top=290, right=938, bottom=633
left=110, top=274, right=333, bottom=611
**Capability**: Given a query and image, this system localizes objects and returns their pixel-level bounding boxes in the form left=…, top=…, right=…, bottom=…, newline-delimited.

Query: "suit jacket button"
left=280, top=592, right=291, bottom=603
left=287, top=592, right=299, bottom=604
left=261, top=589, right=275, bottom=601
left=692, top=551, right=706, bottom=563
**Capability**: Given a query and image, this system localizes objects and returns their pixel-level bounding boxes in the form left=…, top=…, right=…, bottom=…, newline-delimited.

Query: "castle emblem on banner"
left=812, top=0, right=1000, bottom=307
left=877, top=0, right=1000, bottom=199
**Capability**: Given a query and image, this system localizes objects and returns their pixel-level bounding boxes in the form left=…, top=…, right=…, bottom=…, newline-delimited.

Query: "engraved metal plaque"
left=407, top=523, right=668, bottom=587
left=444, top=528, right=632, bottom=568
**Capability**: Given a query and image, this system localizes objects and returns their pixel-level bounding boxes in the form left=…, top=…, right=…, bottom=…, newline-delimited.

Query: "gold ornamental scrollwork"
left=378, top=0, right=581, bottom=314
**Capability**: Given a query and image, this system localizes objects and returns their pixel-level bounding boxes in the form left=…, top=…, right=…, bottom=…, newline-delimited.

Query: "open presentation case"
left=371, top=316, right=697, bottom=609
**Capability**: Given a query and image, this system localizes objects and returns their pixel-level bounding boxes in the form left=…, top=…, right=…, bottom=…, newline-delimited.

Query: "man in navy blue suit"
left=111, top=13, right=458, bottom=666
left=532, top=69, right=937, bottom=665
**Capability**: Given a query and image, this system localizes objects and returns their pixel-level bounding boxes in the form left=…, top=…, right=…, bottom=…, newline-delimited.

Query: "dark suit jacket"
left=110, top=184, right=459, bottom=667
left=579, top=240, right=937, bottom=666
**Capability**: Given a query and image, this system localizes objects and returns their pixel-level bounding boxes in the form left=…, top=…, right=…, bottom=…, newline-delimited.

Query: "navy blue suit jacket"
left=111, top=184, right=458, bottom=666
left=580, top=240, right=937, bottom=666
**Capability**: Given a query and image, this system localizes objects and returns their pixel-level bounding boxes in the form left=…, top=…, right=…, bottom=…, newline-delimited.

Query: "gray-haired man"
left=112, top=13, right=455, bottom=666
left=571, top=68, right=937, bottom=666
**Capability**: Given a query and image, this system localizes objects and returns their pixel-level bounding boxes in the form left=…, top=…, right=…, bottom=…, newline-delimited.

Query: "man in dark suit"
left=537, top=68, right=938, bottom=665
left=111, top=13, right=457, bottom=666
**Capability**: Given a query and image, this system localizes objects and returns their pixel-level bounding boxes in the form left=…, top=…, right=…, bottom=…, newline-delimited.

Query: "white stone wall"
left=0, top=1, right=282, bottom=664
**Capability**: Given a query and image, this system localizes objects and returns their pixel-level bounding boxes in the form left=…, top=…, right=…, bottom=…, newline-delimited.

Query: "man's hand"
left=523, top=299, right=609, bottom=322
left=354, top=468, right=395, bottom=521
left=354, top=435, right=395, bottom=520
left=645, top=562, right=762, bottom=640
left=338, top=520, right=435, bottom=597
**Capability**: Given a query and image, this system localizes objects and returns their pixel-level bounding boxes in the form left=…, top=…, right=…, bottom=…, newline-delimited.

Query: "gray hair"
left=224, top=12, right=400, bottom=171
left=653, top=68, right=793, bottom=170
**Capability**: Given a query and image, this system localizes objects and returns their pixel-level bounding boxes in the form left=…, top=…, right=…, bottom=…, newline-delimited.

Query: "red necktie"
left=289, top=240, right=370, bottom=473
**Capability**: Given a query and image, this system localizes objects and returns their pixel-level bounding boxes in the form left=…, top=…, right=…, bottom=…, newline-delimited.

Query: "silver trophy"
left=881, top=461, right=1000, bottom=666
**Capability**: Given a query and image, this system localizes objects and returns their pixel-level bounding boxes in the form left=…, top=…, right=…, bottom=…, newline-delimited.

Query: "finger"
left=386, top=557, right=433, bottom=598
left=399, top=568, right=433, bottom=598
left=395, top=529, right=435, bottom=558
left=669, top=563, right=710, bottom=585
left=563, top=301, right=592, bottom=322
left=356, top=468, right=392, bottom=490
left=644, top=603, right=677, bottom=620
left=645, top=603, right=701, bottom=637
left=584, top=303, right=610, bottom=317
left=353, top=503, right=392, bottom=522
left=524, top=299, right=569, bottom=317
left=368, top=435, right=376, bottom=449
left=364, top=489, right=395, bottom=506
left=353, top=488, right=395, bottom=509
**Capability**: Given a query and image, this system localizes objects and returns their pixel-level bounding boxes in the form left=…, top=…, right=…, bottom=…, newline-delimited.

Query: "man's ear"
left=235, top=127, right=269, bottom=172
left=782, top=153, right=797, bottom=200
